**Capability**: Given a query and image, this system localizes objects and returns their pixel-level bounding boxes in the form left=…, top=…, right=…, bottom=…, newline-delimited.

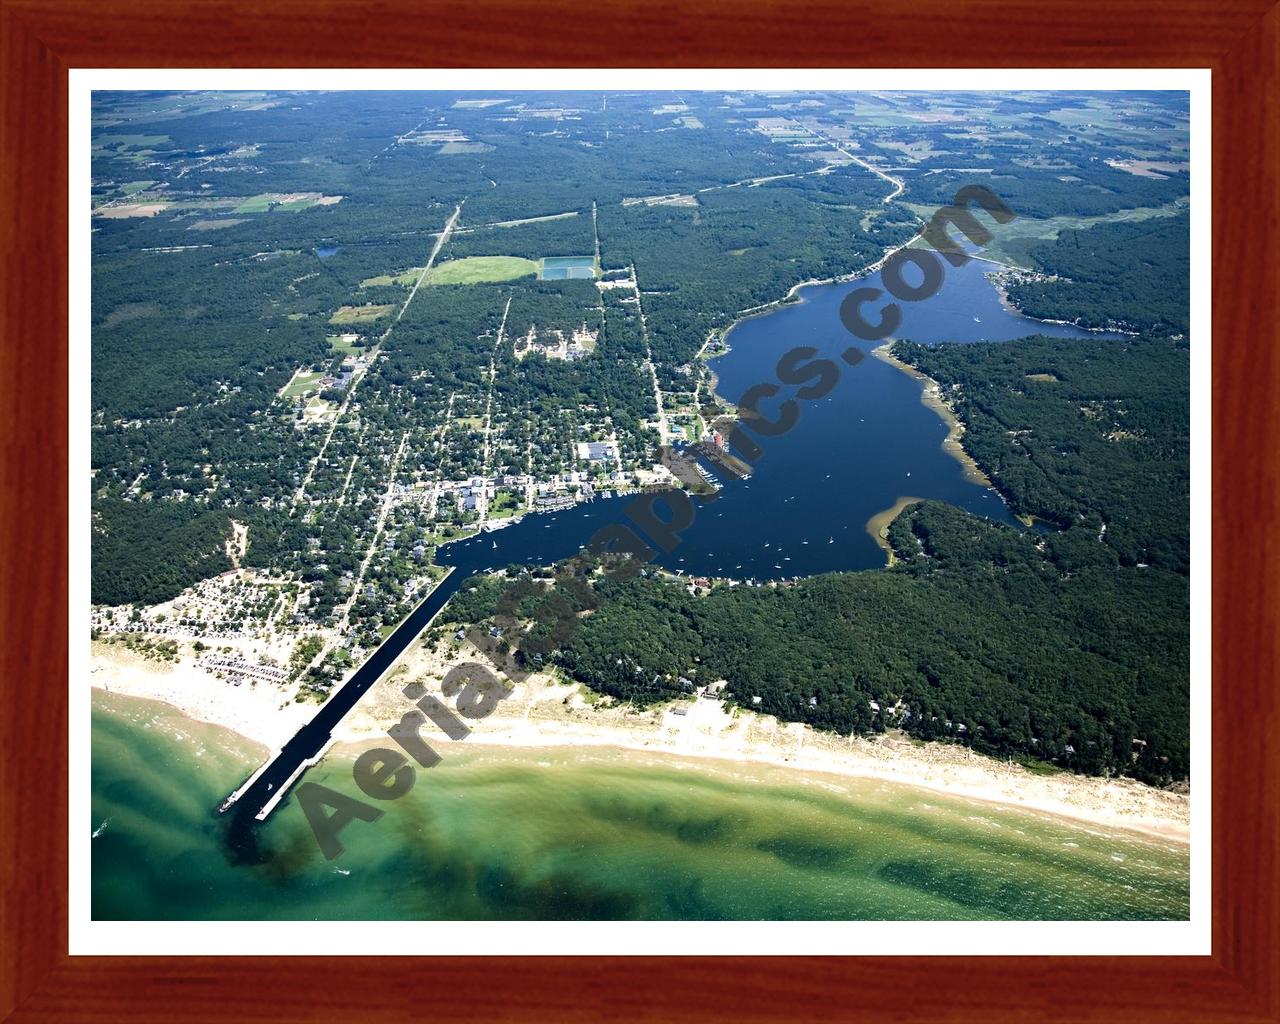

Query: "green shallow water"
left=91, top=693, right=1189, bottom=921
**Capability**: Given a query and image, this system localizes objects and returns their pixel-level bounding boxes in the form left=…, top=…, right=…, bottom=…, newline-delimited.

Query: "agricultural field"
left=330, top=304, right=396, bottom=325
left=360, top=268, right=425, bottom=288
left=188, top=218, right=248, bottom=231
left=234, top=193, right=343, bottom=214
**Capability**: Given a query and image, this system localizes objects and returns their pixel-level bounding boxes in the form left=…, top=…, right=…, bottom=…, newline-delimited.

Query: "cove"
left=436, top=254, right=1112, bottom=586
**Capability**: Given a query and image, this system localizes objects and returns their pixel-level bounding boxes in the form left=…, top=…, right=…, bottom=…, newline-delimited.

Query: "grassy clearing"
left=1013, top=754, right=1065, bottom=776
left=96, top=204, right=168, bottom=219
left=327, top=333, right=364, bottom=355
left=188, top=217, right=248, bottom=231
left=330, top=304, right=395, bottom=325
left=231, top=192, right=328, bottom=214
left=903, top=199, right=1187, bottom=269
left=234, top=195, right=275, bottom=213
left=488, top=490, right=522, bottom=519
left=440, top=141, right=494, bottom=154
left=95, top=134, right=169, bottom=149
left=426, top=256, right=538, bottom=286
left=360, top=268, right=424, bottom=288
left=281, top=371, right=325, bottom=400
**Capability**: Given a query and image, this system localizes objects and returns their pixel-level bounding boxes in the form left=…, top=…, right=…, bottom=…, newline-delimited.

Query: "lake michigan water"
left=91, top=258, right=1188, bottom=920
left=93, top=693, right=1189, bottom=920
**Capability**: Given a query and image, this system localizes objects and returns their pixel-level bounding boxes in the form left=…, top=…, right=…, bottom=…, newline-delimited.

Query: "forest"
left=448, top=498, right=1189, bottom=785
left=1003, top=213, right=1190, bottom=335
left=892, top=334, right=1190, bottom=573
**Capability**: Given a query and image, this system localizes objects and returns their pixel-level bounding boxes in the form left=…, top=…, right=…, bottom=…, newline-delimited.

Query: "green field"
left=326, top=334, right=364, bottom=355
left=903, top=199, right=1187, bottom=268
left=488, top=490, right=523, bottom=519
left=360, top=267, right=424, bottom=288
left=188, top=217, right=247, bottom=232
left=280, top=371, right=324, bottom=400
left=330, top=304, right=395, bottom=325
left=440, top=141, right=495, bottom=155
left=426, top=256, right=539, bottom=285
left=234, top=195, right=275, bottom=213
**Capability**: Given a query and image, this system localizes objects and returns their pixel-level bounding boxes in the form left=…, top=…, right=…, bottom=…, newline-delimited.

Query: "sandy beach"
left=91, top=637, right=1189, bottom=843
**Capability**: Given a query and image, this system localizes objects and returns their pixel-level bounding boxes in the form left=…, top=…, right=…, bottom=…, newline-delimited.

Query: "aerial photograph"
left=89, top=88, right=1192, bottom=921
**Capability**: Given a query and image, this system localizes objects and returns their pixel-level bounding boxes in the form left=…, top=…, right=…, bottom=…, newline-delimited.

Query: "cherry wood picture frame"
left=2, top=1, right=1276, bottom=1020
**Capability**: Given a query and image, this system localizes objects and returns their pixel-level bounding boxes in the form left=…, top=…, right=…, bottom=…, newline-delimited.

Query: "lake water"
left=436, top=254, right=1109, bottom=586
left=92, top=692, right=1189, bottom=920
left=92, top=257, right=1171, bottom=921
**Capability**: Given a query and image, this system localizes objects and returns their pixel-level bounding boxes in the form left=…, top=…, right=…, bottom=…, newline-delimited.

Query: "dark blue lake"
left=437, top=254, right=1108, bottom=588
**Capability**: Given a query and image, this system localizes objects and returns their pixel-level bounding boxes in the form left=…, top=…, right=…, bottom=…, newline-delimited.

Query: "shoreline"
left=871, top=342, right=996, bottom=488
left=708, top=233, right=920, bottom=361
left=91, top=641, right=1189, bottom=845
left=865, top=494, right=924, bottom=566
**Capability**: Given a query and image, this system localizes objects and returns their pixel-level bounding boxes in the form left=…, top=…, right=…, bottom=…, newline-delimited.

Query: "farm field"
left=233, top=193, right=341, bottom=214
left=330, top=304, right=395, bottom=324
left=360, top=268, right=425, bottom=288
